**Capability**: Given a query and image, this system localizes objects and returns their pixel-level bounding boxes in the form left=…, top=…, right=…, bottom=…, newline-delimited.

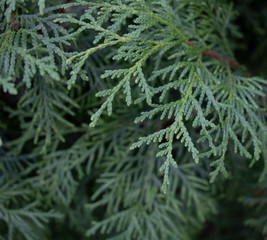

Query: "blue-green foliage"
left=241, top=176, right=267, bottom=240
left=86, top=141, right=216, bottom=240
left=10, top=79, right=78, bottom=153
left=0, top=5, right=72, bottom=87
left=0, top=173, right=61, bottom=240
left=1, top=0, right=47, bottom=20
left=0, top=0, right=266, bottom=240
left=0, top=1, right=78, bottom=238
left=59, top=0, right=267, bottom=192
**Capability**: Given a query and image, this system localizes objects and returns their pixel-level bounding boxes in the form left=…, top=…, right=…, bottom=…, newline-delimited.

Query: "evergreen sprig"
left=0, top=175, right=61, bottom=240
left=59, top=0, right=267, bottom=191
left=0, top=1, right=266, bottom=239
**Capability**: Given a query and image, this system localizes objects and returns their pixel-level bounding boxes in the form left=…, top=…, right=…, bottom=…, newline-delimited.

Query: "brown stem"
left=187, top=41, right=254, bottom=77
left=10, top=12, right=20, bottom=31
left=10, top=11, right=16, bottom=23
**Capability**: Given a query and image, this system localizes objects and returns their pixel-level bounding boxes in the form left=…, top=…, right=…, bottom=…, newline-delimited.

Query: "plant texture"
left=0, top=0, right=266, bottom=240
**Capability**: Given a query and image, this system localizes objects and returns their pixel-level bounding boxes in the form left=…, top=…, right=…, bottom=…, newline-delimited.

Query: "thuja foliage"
left=0, top=0, right=266, bottom=239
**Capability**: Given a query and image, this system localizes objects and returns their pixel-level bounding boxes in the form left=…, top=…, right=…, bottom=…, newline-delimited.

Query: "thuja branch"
left=187, top=41, right=253, bottom=77
left=90, top=42, right=168, bottom=127
left=89, top=2, right=249, bottom=75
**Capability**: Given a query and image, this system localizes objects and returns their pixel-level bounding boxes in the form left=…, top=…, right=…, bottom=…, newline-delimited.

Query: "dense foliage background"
left=0, top=0, right=266, bottom=240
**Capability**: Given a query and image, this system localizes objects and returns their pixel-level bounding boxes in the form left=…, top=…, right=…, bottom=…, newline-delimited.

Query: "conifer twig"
left=187, top=41, right=253, bottom=77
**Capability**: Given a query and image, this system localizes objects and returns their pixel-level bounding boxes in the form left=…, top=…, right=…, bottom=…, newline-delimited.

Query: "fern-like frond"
left=56, top=0, right=267, bottom=189
left=8, top=78, right=78, bottom=153
left=0, top=176, right=61, bottom=240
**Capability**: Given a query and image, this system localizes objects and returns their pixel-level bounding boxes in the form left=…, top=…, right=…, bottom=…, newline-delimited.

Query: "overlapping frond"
left=0, top=176, right=61, bottom=240
left=58, top=0, right=267, bottom=190
left=86, top=143, right=215, bottom=240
